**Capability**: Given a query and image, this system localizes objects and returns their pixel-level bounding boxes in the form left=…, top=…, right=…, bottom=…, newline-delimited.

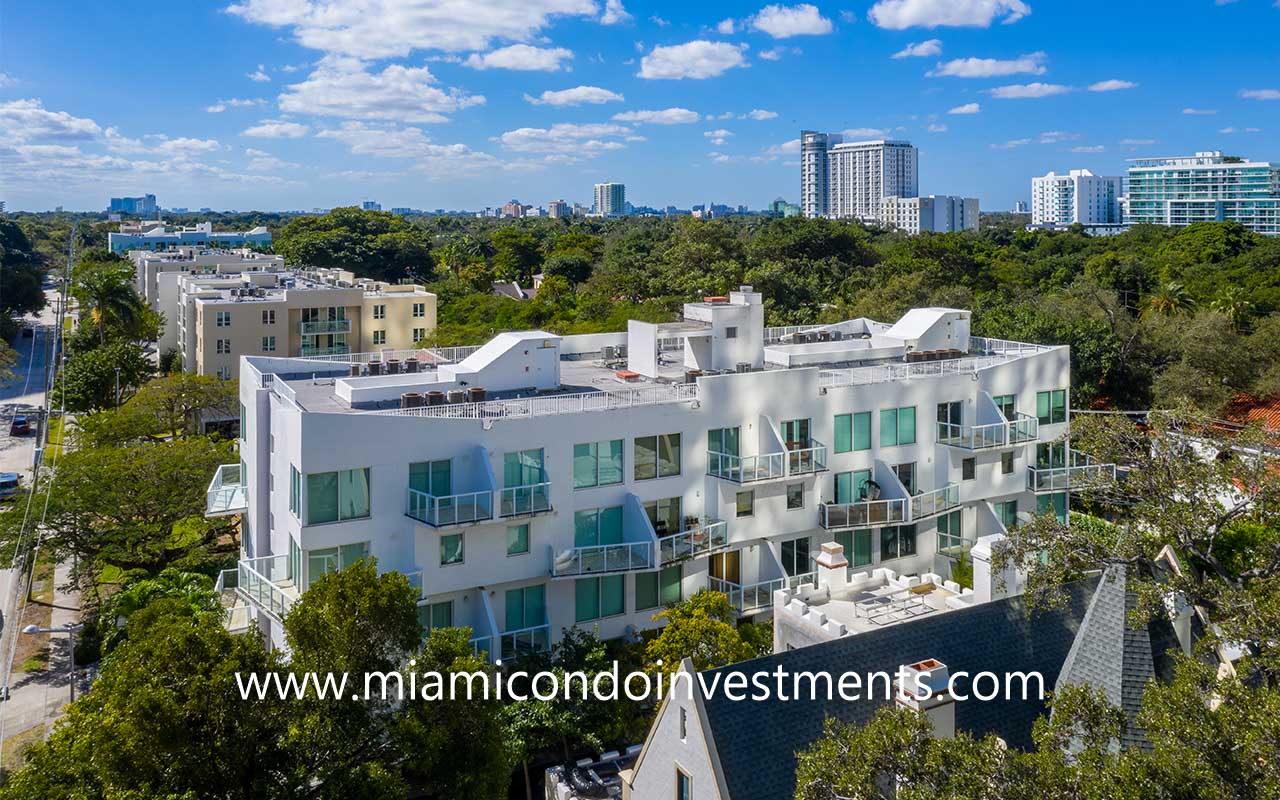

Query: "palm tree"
left=1210, top=285, right=1253, bottom=331
left=76, top=267, right=144, bottom=342
left=1142, top=281, right=1196, bottom=319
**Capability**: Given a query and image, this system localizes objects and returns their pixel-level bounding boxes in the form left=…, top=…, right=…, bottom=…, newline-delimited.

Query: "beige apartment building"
left=178, top=268, right=436, bottom=378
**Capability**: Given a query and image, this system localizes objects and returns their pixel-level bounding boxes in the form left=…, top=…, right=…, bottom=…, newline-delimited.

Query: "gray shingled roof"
left=1055, top=566, right=1180, bottom=750
left=700, top=579, right=1100, bottom=800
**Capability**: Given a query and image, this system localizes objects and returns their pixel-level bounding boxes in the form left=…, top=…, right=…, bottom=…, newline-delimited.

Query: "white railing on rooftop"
left=936, top=413, right=1038, bottom=450
left=764, top=325, right=822, bottom=345
left=658, top=520, right=728, bottom=564
left=969, top=336, right=1055, bottom=357
left=370, top=383, right=699, bottom=421
left=819, top=355, right=1018, bottom=389
left=271, top=374, right=298, bottom=404
left=295, top=345, right=482, bottom=365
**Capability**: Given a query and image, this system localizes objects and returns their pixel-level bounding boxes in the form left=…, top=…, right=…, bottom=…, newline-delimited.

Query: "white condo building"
left=882, top=195, right=980, bottom=235
left=1126, top=150, right=1280, bottom=236
left=802, top=132, right=918, bottom=221
left=1030, top=169, right=1124, bottom=228
left=213, top=288, right=1091, bottom=656
left=593, top=183, right=626, bottom=217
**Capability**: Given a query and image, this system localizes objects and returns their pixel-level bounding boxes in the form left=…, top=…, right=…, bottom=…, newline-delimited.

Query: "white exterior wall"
left=626, top=683, right=725, bottom=800
left=1031, top=169, right=1123, bottom=226
left=882, top=196, right=979, bottom=234
left=235, top=337, right=1070, bottom=650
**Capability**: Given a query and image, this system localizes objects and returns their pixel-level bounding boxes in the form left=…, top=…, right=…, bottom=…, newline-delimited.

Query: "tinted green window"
left=504, top=449, right=544, bottom=487
left=409, top=459, right=450, bottom=494
left=575, top=578, right=599, bottom=622
left=836, top=529, right=872, bottom=566
left=506, top=585, right=545, bottom=630
left=635, top=572, right=659, bottom=610
left=440, top=533, right=464, bottom=565
left=1036, top=390, right=1067, bottom=425
left=880, top=407, right=916, bottom=446
left=573, top=440, right=624, bottom=488
left=306, top=471, right=339, bottom=524
left=1038, top=492, right=1068, bottom=523
left=506, top=523, right=530, bottom=555
left=853, top=412, right=871, bottom=450
left=708, top=427, right=741, bottom=456
left=601, top=575, right=625, bottom=617
left=834, top=414, right=852, bottom=453
left=659, top=565, right=682, bottom=606
left=574, top=506, right=623, bottom=547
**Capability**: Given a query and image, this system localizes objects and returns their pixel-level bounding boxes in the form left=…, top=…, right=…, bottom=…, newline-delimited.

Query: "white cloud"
left=1119, top=138, right=1157, bottom=145
left=839, top=9, right=858, bottom=22
left=1240, top=89, right=1280, bottom=101
left=742, top=109, right=778, bottom=120
left=650, top=15, right=670, bottom=25
left=227, top=0, right=598, bottom=59
left=1182, top=107, right=1217, bottom=115
left=749, top=4, right=833, bottom=37
left=246, top=148, right=301, bottom=171
left=206, top=103, right=227, bottom=113
left=928, top=52, right=1045, bottom=77
left=207, top=97, right=267, bottom=112
left=987, top=82, right=1070, bottom=99
left=612, top=107, right=700, bottom=124
left=464, top=44, right=573, bottom=71
left=926, top=123, right=947, bottom=132
left=1069, top=145, right=1105, bottom=153
left=869, top=0, right=1030, bottom=29
left=704, top=128, right=733, bottom=145
left=242, top=119, right=310, bottom=138
left=716, top=18, right=736, bottom=34
left=892, top=39, right=942, bottom=58
left=523, top=85, right=624, bottom=106
left=279, top=57, right=483, bottom=123
left=247, top=64, right=271, bottom=82
left=990, top=138, right=1031, bottom=149
left=762, top=138, right=801, bottom=158
left=0, top=98, right=102, bottom=142
left=496, top=122, right=632, bottom=158
left=103, top=129, right=224, bottom=157
left=601, top=0, right=632, bottom=25
left=947, top=102, right=980, bottom=114
left=1038, top=130, right=1079, bottom=144
left=1088, top=79, right=1136, bottom=92
left=638, top=41, right=749, bottom=80
left=759, top=47, right=783, bottom=60
left=0, top=73, right=15, bottom=87
left=318, top=121, right=514, bottom=174
left=1218, top=126, right=1262, bottom=134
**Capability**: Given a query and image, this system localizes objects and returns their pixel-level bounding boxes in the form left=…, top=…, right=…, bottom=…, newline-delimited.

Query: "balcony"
left=786, top=440, right=829, bottom=476
left=1028, top=449, right=1117, bottom=493
left=206, top=463, right=248, bottom=517
left=499, top=475, right=553, bottom=518
left=711, top=575, right=783, bottom=615
left=498, top=622, right=551, bottom=661
left=909, top=484, right=961, bottom=521
left=299, top=318, right=352, bottom=335
left=658, top=519, right=729, bottom=565
left=235, top=554, right=298, bottom=622
left=936, top=414, right=1038, bottom=450
left=406, top=488, right=494, bottom=528
left=299, top=343, right=350, bottom=357
left=550, top=541, right=654, bottom=578
left=818, top=498, right=908, bottom=530
left=707, top=451, right=787, bottom=483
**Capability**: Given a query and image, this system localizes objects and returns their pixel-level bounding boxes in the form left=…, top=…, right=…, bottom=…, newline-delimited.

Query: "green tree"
left=53, top=340, right=153, bottom=412
left=645, top=590, right=757, bottom=672
left=275, top=207, right=434, bottom=282
left=99, top=567, right=221, bottom=653
left=73, top=372, right=239, bottom=446
left=490, top=227, right=544, bottom=285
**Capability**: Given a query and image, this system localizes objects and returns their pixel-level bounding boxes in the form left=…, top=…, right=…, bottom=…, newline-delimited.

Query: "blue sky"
left=1, top=0, right=1278, bottom=212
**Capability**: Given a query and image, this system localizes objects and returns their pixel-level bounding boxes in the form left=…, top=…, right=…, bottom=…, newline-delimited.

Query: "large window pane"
left=898, top=407, right=916, bottom=445
left=600, top=440, right=624, bottom=485
left=635, top=436, right=657, bottom=480
left=601, top=575, right=625, bottom=616
left=636, top=572, right=659, bottom=610
left=337, top=468, right=370, bottom=520
left=440, top=533, right=464, bottom=565
left=659, top=565, right=682, bottom=605
left=507, top=523, right=530, bottom=556
left=599, top=506, right=623, bottom=544
left=658, top=433, right=681, bottom=477
left=834, top=414, right=852, bottom=453
left=853, top=412, right=871, bottom=451
left=574, top=442, right=598, bottom=488
left=506, top=588, right=525, bottom=631
left=852, top=530, right=872, bottom=567
left=880, top=408, right=898, bottom=447
left=339, top=541, right=369, bottom=568
left=575, top=578, right=600, bottom=622
left=574, top=509, right=599, bottom=547
left=306, top=472, right=338, bottom=524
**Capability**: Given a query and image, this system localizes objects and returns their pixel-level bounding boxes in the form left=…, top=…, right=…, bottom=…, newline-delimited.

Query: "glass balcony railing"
left=206, top=463, right=248, bottom=517
left=299, top=344, right=350, bottom=357
left=500, top=622, right=551, bottom=661
left=818, top=498, right=908, bottom=529
left=707, top=451, right=786, bottom=483
left=1028, top=450, right=1117, bottom=493
left=551, top=542, right=654, bottom=577
left=499, top=479, right=552, bottom=517
left=787, top=440, right=829, bottom=475
left=406, top=488, right=494, bottom=527
left=299, top=319, right=352, bottom=335
left=909, top=484, right=961, bottom=521
left=710, top=575, right=784, bottom=614
left=936, top=413, right=1038, bottom=450
left=658, top=520, right=728, bottom=564
left=236, top=554, right=297, bottom=621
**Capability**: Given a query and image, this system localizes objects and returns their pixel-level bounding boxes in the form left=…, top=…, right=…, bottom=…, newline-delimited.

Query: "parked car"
left=0, top=473, right=20, bottom=500
left=9, top=416, right=30, bottom=436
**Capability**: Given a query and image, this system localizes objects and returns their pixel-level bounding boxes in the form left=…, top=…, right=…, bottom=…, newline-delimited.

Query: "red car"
left=9, top=416, right=30, bottom=436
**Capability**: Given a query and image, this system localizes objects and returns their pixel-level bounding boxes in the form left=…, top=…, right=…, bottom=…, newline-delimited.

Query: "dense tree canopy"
left=274, top=207, right=434, bottom=282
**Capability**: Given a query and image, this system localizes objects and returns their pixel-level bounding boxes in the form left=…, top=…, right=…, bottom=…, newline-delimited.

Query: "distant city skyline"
left=1, top=0, right=1278, bottom=211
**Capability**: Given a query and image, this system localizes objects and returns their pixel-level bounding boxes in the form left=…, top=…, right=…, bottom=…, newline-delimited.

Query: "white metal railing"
left=499, top=480, right=552, bottom=517
left=819, top=498, right=908, bottom=529
left=910, top=484, right=961, bottom=521
left=936, top=413, right=1038, bottom=449
left=290, top=345, right=481, bottom=365
left=404, top=569, right=425, bottom=599
left=270, top=374, right=298, bottom=404
left=659, top=520, right=729, bottom=564
left=206, top=463, right=248, bottom=516
left=1028, top=449, right=1117, bottom=492
left=406, top=487, right=494, bottom=526
left=500, top=622, right=551, bottom=661
left=300, top=319, right=352, bottom=336
left=710, top=575, right=785, bottom=613
left=820, top=355, right=1018, bottom=389
left=236, top=554, right=295, bottom=620
left=707, top=450, right=787, bottom=483
left=786, top=570, right=817, bottom=590
left=551, top=542, right=654, bottom=577
left=370, top=383, right=699, bottom=421
left=787, top=441, right=828, bottom=475
left=764, top=325, right=822, bottom=344
left=470, top=634, right=494, bottom=660
left=969, top=336, right=1055, bottom=357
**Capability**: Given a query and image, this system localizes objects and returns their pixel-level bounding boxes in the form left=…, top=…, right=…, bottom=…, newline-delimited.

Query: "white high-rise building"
left=215, top=288, right=1089, bottom=655
left=1030, top=169, right=1124, bottom=228
left=1126, top=150, right=1280, bottom=236
left=882, top=195, right=979, bottom=235
left=801, top=132, right=918, bottom=221
left=593, top=183, right=626, bottom=217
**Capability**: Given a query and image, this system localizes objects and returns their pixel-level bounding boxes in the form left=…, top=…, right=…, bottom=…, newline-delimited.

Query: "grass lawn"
left=44, top=415, right=66, bottom=459
left=12, top=559, right=55, bottom=672
left=0, top=725, right=46, bottom=772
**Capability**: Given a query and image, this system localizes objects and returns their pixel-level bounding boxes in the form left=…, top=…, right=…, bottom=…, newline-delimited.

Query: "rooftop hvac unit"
left=385, top=359, right=401, bottom=374
left=446, top=389, right=467, bottom=404
left=426, top=391, right=445, bottom=406
left=400, top=392, right=425, bottom=409
left=404, top=357, right=419, bottom=373
left=601, top=345, right=617, bottom=360
left=830, top=330, right=843, bottom=341
left=368, top=361, right=384, bottom=376
left=736, top=362, right=751, bottom=373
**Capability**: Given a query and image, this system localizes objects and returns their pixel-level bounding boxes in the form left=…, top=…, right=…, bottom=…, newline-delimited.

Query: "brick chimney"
left=895, top=658, right=955, bottom=738
left=815, top=541, right=849, bottom=594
